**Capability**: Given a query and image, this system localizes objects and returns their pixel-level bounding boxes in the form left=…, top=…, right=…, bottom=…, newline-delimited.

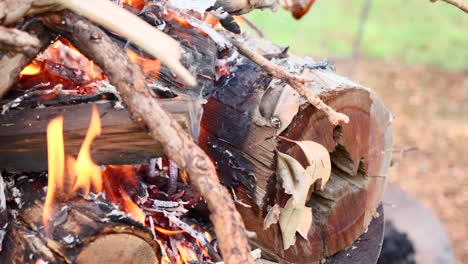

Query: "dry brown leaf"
left=276, top=140, right=331, bottom=249
left=295, top=140, right=331, bottom=190
left=263, top=204, right=281, bottom=230
left=278, top=197, right=312, bottom=249
left=276, top=151, right=306, bottom=196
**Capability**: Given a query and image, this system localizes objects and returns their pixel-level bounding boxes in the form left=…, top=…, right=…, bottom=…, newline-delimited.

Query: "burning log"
left=0, top=99, right=201, bottom=171
left=0, top=173, right=160, bottom=264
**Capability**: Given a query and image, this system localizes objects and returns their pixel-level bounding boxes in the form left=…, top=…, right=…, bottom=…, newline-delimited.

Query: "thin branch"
left=231, top=38, right=349, bottom=125
left=431, top=0, right=468, bottom=13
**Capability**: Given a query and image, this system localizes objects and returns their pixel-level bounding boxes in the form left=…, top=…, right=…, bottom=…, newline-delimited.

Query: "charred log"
left=0, top=173, right=160, bottom=264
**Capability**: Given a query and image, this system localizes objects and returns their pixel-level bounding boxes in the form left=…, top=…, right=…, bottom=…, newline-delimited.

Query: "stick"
left=157, top=3, right=349, bottom=125
left=0, top=18, right=54, bottom=98
left=0, top=26, right=42, bottom=55
left=231, top=40, right=349, bottom=125
left=43, top=11, right=254, bottom=264
left=430, top=0, right=468, bottom=13
left=1, top=83, right=61, bottom=114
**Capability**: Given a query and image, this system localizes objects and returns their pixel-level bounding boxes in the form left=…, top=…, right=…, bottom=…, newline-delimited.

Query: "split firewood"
left=42, top=11, right=254, bottom=264
left=0, top=99, right=201, bottom=171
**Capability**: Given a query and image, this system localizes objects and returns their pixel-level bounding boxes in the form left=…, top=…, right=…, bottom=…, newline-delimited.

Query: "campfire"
left=0, top=1, right=393, bottom=264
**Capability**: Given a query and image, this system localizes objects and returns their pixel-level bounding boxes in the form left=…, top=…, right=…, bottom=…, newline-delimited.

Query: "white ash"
left=156, top=1, right=231, bottom=49
left=147, top=83, right=172, bottom=95
left=0, top=229, right=5, bottom=252
left=105, top=208, right=126, bottom=218
left=96, top=81, right=124, bottom=110
left=62, top=234, right=76, bottom=244
left=156, top=20, right=166, bottom=31
left=152, top=199, right=187, bottom=208
left=0, top=176, right=6, bottom=213
left=10, top=209, right=18, bottom=219
left=83, top=192, right=100, bottom=201
left=171, top=0, right=216, bottom=14
left=1, top=83, right=60, bottom=115
left=16, top=175, right=28, bottom=182
left=11, top=187, right=23, bottom=208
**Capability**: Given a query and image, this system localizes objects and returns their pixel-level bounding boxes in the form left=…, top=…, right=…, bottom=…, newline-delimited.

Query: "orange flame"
left=44, top=106, right=102, bottom=230
left=156, top=227, right=186, bottom=235
left=126, top=49, right=161, bottom=80
left=120, top=190, right=146, bottom=225
left=177, top=244, right=199, bottom=264
left=71, top=106, right=102, bottom=194
left=44, top=116, right=65, bottom=229
left=122, top=0, right=146, bottom=9
left=44, top=106, right=148, bottom=228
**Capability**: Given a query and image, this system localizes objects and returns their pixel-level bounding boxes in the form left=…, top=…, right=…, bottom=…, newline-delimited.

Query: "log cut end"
left=200, top=46, right=392, bottom=263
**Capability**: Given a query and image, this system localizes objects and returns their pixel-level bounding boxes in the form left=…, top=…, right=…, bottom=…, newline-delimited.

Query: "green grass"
left=246, top=0, right=468, bottom=71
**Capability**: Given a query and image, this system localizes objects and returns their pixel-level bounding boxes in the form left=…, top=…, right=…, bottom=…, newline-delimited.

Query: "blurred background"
left=247, top=1, right=467, bottom=263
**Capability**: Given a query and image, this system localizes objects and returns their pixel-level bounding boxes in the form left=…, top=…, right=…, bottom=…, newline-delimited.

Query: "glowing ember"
left=156, top=226, right=186, bottom=235
left=19, top=38, right=105, bottom=91
left=122, top=0, right=147, bottom=10
left=20, top=63, right=42, bottom=76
